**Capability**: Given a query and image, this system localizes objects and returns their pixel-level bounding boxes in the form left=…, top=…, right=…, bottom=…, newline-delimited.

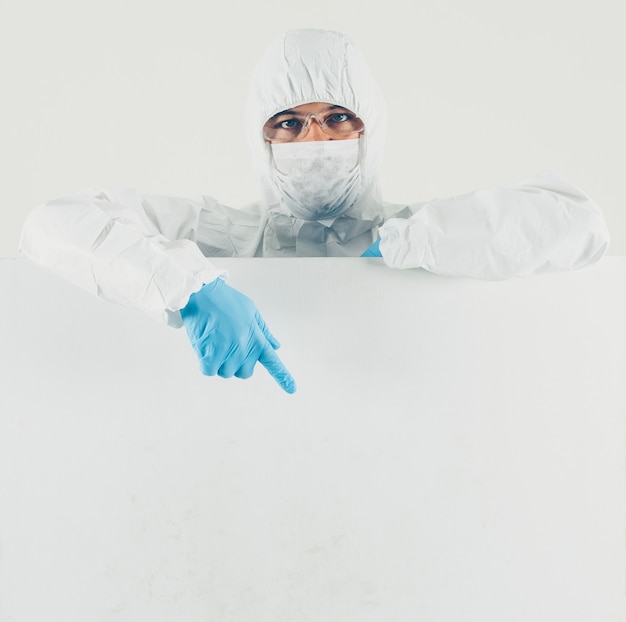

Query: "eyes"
left=264, top=107, right=365, bottom=142
left=278, top=118, right=301, bottom=130
left=276, top=112, right=352, bottom=131
left=274, top=112, right=356, bottom=130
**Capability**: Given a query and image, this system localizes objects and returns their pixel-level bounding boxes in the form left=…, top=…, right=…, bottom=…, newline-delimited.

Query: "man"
left=19, top=29, right=609, bottom=394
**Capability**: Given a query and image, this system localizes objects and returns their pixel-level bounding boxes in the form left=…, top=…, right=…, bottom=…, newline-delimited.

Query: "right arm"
left=19, top=187, right=265, bottom=327
left=19, top=186, right=295, bottom=392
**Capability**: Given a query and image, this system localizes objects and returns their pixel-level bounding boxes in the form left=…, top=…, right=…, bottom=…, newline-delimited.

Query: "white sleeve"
left=378, top=170, right=610, bottom=280
left=19, top=187, right=228, bottom=327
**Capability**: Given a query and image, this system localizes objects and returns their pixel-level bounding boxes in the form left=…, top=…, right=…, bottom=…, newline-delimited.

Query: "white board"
left=1, top=257, right=624, bottom=621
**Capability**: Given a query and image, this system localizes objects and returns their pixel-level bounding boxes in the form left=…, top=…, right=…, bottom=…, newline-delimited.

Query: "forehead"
left=268, top=102, right=353, bottom=120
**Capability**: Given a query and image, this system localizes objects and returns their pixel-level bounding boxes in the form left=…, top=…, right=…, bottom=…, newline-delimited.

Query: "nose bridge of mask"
left=270, top=138, right=361, bottom=172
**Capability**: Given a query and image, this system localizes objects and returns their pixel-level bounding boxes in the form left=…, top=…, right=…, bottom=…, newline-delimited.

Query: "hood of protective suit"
left=245, top=29, right=387, bottom=221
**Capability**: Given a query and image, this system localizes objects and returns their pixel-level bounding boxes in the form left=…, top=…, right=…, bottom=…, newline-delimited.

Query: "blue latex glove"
left=180, top=279, right=296, bottom=394
left=360, top=238, right=382, bottom=257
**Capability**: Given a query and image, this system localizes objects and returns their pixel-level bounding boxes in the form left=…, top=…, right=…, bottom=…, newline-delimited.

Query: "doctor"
left=20, top=29, right=609, bottom=394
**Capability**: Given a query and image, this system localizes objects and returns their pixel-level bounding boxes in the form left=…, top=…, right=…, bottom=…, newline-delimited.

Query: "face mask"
left=269, top=139, right=362, bottom=220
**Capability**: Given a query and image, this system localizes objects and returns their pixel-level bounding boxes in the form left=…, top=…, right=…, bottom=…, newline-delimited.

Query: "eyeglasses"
left=263, top=108, right=365, bottom=142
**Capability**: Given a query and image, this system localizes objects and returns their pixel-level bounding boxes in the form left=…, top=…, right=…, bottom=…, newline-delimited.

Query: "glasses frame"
left=263, top=110, right=365, bottom=143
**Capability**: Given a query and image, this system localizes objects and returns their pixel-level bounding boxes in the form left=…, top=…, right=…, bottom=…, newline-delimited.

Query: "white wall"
left=1, top=257, right=624, bottom=621
left=1, top=0, right=624, bottom=256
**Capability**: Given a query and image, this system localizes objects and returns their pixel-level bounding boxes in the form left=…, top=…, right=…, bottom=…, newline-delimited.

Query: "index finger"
left=259, top=343, right=297, bottom=394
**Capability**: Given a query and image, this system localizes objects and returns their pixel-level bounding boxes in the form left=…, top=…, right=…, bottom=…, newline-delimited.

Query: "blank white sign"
left=1, top=257, right=624, bottom=621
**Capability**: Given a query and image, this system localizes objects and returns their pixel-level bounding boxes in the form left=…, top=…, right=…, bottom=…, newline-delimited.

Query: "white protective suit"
left=20, top=29, right=609, bottom=328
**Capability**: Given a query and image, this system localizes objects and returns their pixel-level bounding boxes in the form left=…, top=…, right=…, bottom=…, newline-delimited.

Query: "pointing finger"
left=259, top=343, right=296, bottom=394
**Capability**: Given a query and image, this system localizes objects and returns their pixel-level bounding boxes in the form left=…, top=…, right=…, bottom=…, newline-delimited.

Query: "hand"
left=360, top=239, right=382, bottom=257
left=180, top=279, right=296, bottom=394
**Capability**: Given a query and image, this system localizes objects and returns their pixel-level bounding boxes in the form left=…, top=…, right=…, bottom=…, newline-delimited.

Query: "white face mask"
left=269, top=139, right=362, bottom=220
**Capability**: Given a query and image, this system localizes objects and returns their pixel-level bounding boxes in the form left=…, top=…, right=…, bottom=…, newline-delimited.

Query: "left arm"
left=377, top=170, right=609, bottom=279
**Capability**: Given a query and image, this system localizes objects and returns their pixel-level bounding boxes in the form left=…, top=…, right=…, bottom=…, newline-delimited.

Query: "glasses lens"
left=264, top=109, right=364, bottom=142
left=323, top=111, right=364, bottom=137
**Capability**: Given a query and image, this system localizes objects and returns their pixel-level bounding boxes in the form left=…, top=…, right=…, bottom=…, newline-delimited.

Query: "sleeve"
left=377, top=170, right=610, bottom=280
left=19, top=186, right=237, bottom=328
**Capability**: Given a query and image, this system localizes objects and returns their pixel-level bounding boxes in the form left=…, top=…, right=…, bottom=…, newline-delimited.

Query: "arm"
left=19, top=187, right=265, bottom=326
left=19, top=186, right=294, bottom=391
left=377, top=170, right=609, bottom=280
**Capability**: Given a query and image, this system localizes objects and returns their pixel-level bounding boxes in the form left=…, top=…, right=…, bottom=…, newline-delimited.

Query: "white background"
left=1, top=0, right=624, bottom=256
left=1, top=257, right=624, bottom=621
